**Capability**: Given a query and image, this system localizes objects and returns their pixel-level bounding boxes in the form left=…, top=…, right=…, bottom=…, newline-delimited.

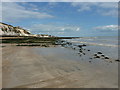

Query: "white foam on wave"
left=69, top=41, right=118, bottom=47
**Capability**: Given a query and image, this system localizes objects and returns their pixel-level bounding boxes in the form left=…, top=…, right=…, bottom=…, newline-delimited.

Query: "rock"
left=104, top=57, right=109, bottom=59
left=82, top=44, right=87, bottom=46
left=94, top=53, right=98, bottom=56
left=97, top=51, right=102, bottom=54
left=2, top=46, right=6, bottom=47
left=89, top=61, right=92, bottom=63
left=83, top=53, right=85, bottom=55
left=78, top=45, right=82, bottom=48
left=88, top=50, right=90, bottom=51
left=79, top=49, right=82, bottom=50
left=101, top=54, right=105, bottom=57
left=89, top=58, right=92, bottom=59
left=66, top=42, right=71, bottom=45
left=72, top=48, right=76, bottom=50
left=79, top=50, right=83, bottom=53
left=94, top=56, right=100, bottom=58
left=115, top=59, right=120, bottom=62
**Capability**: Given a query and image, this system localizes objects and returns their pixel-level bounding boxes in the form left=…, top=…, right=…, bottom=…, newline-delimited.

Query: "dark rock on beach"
left=79, top=50, right=83, bottom=53
left=83, top=53, right=85, bottom=55
left=89, top=61, right=92, bottom=63
left=101, top=54, right=105, bottom=57
left=104, top=57, right=109, bottom=59
left=82, top=44, right=87, bottom=46
left=97, top=51, right=102, bottom=54
left=94, top=56, right=100, bottom=58
left=94, top=53, right=98, bottom=56
left=78, top=45, right=82, bottom=48
left=77, top=44, right=87, bottom=48
left=115, top=59, right=120, bottom=62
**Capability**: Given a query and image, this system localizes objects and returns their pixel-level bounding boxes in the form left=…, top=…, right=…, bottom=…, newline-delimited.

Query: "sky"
left=1, top=2, right=118, bottom=37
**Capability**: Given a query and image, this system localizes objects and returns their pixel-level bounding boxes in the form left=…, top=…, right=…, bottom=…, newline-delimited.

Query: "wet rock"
left=2, top=46, right=6, bottom=47
left=78, top=45, right=82, bottom=48
left=94, top=53, right=98, bottom=56
left=79, top=50, right=83, bottom=53
left=61, top=40, right=64, bottom=43
left=101, top=54, right=105, bottom=57
left=83, top=53, right=85, bottom=55
left=97, top=51, right=102, bottom=54
left=94, top=56, right=100, bottom=58
left=89, top=61, right=92, bottom=63
left=88, top=50, right=90, bottom=51
left=104, top=57, right=109, bottom=59
left=115, top=59, right=120, bottom=62
left=72, top=48, right=76, bottom=50
left=79, top=49, right=82, bottom=50
left=82, top=44, right=87, bottom=46
left=66, top=42, right=71, bottom=45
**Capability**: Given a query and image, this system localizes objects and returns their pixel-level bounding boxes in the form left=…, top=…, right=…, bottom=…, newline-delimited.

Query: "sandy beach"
left=1, top=1, right=118, bottom=89
left=2, top=44, right=118, bottom=88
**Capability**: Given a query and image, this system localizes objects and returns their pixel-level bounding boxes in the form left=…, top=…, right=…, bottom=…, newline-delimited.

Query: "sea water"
left=64, top=36, right=118, bottom=60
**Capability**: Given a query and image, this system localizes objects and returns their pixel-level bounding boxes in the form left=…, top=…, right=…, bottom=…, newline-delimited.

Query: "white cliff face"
left=0, top=22, right=31, bottom=36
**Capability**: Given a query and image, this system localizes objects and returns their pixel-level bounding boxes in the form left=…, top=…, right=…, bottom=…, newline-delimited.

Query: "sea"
left=63, top=36, right=118, bottom=60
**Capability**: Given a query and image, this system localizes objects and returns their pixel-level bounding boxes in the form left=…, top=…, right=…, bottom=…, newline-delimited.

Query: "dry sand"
left=2, top=45, right=118, bottom=88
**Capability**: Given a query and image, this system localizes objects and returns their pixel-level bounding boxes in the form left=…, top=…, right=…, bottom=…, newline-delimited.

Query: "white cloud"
left=28, top=24, right=80, bottom=34
left=1, top=0, right=119, bottom=2
left=71, top=2, right=118, bottom=17
left=2, top=2, right=54, bottom=22
left=48, top=2, right=58, bottom=6
left=71, top=2, right=94, bottom=12
left=94, top=25, right=118, bottom=31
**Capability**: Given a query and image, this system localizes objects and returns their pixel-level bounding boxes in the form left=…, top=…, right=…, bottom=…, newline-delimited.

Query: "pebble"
left=82, top=44, right=87, bottom=46
left=83, top=53, right=85, bottom=55
left=78, top=45, right=82, bottom=48
left=115, top=59, right=120, bottom=62
left=97, top=51, right=102, bottom=54
left=79, top=50, right=83, bottom=53
left=94, top=56, right=100, bottom=58
left=89, top=61, right=92, bottom=63
left=101, top=54, right=105, bottom=57
left=104, top=57, right=109, bottom=59
left=73, top=48, right=75, bottom=50
left=94, top=53, right=98, bottom=56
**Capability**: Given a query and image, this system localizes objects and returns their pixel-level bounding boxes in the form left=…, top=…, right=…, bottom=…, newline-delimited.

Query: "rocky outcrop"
left=0, top=22, right=31, bottom=36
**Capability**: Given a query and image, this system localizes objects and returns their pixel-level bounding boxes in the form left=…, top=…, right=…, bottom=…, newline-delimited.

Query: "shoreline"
left=2, top=44, right=118, bottom=88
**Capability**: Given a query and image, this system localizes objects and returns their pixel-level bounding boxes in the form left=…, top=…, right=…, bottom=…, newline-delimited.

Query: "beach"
left=1, top=1, right=118, bottom=88
left=2, top=41, right=118, bottom=88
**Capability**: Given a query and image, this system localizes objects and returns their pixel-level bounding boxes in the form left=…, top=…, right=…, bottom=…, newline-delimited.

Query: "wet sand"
left=2, top=45, right=118, bottom=88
